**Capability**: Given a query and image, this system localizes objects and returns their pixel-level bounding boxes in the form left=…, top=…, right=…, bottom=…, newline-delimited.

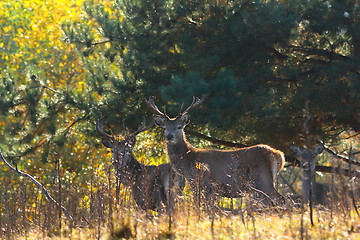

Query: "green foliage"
left=62, top=0, right=359, bottom=150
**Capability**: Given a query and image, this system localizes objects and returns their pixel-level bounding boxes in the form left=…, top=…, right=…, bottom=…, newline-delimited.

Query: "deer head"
left=290, top=145, right=323, bottom=168
left=145, top=96, right=204, bottom=145
left=290, top=144, right=323, bottom=180
left=96, top=118, right=153, bottom=167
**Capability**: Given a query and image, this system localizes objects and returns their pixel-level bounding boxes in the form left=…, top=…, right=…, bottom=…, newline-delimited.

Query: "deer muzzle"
left=165, top=133, right=176, bottom=144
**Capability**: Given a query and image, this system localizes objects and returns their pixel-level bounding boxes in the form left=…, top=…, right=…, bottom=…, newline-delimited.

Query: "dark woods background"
left=64, top=0, right=359, bottom=145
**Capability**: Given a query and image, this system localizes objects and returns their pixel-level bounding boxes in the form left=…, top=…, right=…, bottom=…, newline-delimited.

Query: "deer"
left=146, top=96, right=286, bottom=206
left=290, top=144, right=360, bottom=206
left=290, top=145, right=330, bottom=205
left=290, top=145, right=330, bottom=204
left=97, top=119, right=185, bottom=214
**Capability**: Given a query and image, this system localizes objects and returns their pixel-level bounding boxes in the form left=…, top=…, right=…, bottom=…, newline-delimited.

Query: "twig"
left=42, top=85, right=63, bottom=95
left=0, top=151, right=74, bottom=223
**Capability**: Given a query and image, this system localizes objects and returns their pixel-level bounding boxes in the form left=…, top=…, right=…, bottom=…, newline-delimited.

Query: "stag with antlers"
left=146, top=96, right=285, bottom=205
left=97, top=119, right=185, bottom=214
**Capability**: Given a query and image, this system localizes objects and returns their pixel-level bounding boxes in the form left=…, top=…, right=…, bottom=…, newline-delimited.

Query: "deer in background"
left=290, top=145, right=331, bottom=205
left=146, top=96, right=286, bottom=205
left=97, top=119, right=185, bottom=214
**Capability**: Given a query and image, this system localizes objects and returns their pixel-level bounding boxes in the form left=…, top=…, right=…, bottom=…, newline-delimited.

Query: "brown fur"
left=149, top=107, right=285, bottom=204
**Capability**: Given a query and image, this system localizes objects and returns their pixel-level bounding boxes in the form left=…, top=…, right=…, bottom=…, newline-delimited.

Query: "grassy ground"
left=8, top=200, right=360, bottom=240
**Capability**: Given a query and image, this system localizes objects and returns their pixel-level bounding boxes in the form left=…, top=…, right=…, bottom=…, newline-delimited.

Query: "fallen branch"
left=0, top=151, right=74, bottom=223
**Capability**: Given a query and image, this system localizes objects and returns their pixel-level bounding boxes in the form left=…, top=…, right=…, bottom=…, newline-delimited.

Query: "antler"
left=96, top=119, right=115, bottom=141
left=181, top=96, right=205, bottom=116
left=145, top=96, right=167, bottom=116
left=132, top=117, right=154, bottom=136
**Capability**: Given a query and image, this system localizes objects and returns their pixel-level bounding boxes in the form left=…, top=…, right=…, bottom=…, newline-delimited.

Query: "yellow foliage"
left=0, top=0, right=87, bottom=86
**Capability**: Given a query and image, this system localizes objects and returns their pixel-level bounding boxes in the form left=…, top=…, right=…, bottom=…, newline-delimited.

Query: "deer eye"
left=177, top=125, right=182, bottom=129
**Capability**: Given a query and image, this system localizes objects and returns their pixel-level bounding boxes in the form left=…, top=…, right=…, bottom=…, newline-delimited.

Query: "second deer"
left=97, top=119, right=185, bottom=214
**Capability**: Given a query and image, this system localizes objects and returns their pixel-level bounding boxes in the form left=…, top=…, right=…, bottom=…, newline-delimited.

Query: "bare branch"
left=42, top=85, right=62, bottom=95
left=315, top=165, right=360, bottom=178
left=285, top=153, right=360, bottom=177
left=0, top=151, right=74, bottom=223
left=318, top=141, right=360, bottom=167
left=71, top=39, right=111, bottom=46
left=187, top=130, right=247, bottom=148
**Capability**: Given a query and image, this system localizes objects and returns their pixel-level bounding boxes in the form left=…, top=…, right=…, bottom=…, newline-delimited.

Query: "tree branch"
left=289, top=45, right=352, bottom=61
left=322, top=144, right=360, bottom=167
left=316, top=165, right=360, bottom=178
left=187, top=130, right=248, bottom=148
left=0, top=151, right=74, bottom=223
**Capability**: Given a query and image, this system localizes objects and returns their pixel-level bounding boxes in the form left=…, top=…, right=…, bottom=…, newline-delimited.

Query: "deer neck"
left=113, top=153, right=143, bottom=187
left=126, top=154, right=143, bottom=174
left=166, top=132, right=195, bottom=173
left=301, top=167, right=317, bottom=201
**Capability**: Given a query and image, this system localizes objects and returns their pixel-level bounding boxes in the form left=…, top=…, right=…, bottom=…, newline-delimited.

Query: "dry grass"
left=1, top=147, right=359, bottom=240
left=7, top=198, right=359, bottom=240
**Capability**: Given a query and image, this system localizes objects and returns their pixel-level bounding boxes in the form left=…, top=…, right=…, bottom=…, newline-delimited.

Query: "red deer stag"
left=97, top=119, right=185, bottom=214
left=146, top=97, right=285, bottom=205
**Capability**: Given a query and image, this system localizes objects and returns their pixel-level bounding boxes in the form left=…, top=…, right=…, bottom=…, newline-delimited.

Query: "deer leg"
left=154, top=188, right=166, bottom=216
left=189, top=180, right=201, bottom=208
left=204, top=183, right=215, bottom=211
left=162, top=172, right=174, bottom=215
left=252, top=166, right=280, bottom=206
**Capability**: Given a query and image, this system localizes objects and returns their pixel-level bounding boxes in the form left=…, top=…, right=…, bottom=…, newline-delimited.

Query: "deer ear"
left=102, top=139, right=113, bottom=148
left=290, top=145, right=301, bottom=155
left=180, top=113, right=190, bottom=126
left=153, top=115, right=166, bottom=128
left=314, top=145, right=323, bottom=155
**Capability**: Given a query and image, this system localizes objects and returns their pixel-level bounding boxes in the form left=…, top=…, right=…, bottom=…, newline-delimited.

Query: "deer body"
left=146, top=97, right=285, bottom=204
left=168, top=136, right=283, bottom=198
left=97, top=120, right=185, bottom=213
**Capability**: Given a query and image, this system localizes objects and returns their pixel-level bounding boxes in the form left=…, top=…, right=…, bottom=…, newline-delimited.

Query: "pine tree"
left=64, top=0, right=360, bottom=150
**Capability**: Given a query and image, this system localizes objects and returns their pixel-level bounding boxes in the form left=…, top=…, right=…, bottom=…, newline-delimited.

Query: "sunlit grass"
left=10, top=199, right=360, bottom=240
